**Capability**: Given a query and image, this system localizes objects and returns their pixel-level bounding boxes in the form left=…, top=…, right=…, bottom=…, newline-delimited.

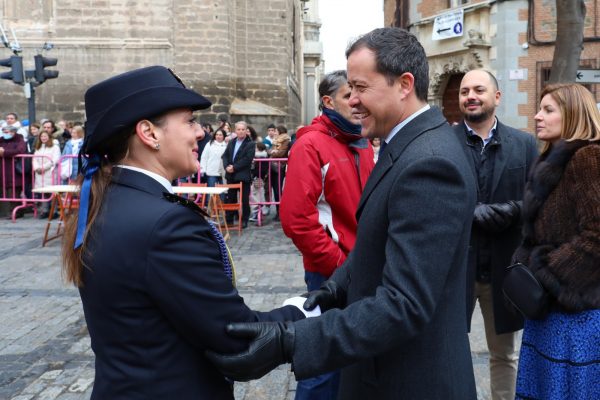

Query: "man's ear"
left=397, top=72, right=415, bottom=100
left=135, top=120, right=160, bottom=150
left=321, top=95, right=334, bottom=110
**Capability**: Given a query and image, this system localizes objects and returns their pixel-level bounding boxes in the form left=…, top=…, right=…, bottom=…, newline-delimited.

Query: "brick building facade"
left=385, top=0, right=600, bottom=133
left=0, top=0, right=318, bottom=132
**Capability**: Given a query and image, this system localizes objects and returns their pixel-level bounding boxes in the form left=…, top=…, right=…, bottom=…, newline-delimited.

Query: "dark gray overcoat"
left=291, top=107, right=478, bottom=399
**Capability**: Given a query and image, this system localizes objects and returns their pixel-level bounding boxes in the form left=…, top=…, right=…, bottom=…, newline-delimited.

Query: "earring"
left=154, top=143, right=160, bottom=150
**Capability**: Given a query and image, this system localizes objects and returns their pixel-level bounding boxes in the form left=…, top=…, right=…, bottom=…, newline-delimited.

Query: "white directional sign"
left=432, top=9, right=464, bottom=41
left=576, top=69, right=600, bottom=84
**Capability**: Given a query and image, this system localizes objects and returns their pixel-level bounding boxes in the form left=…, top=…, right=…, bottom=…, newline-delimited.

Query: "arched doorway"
left=442, top=73, right=464, bottom=125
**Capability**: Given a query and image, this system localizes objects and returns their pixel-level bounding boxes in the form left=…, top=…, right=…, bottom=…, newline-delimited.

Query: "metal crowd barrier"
left=249, top=158, right=287, bottom=226
left=2, top=154, right=287, bottom=226
left=0, top=154, right=55, bottom=221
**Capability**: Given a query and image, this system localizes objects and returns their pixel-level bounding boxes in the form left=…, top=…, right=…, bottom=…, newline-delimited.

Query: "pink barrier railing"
left=250, top=158, right=287, bottom=226
left=2, top=154, right=285, bottom=226
left=0, top=154, right=55, bottom=221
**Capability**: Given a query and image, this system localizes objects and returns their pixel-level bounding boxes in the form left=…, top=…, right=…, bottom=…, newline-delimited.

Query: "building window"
left=537, top=60, right=597, bottom=103
left=394, top=0, right=410, bottom=28
left=449, top=0, right=469, bottom=8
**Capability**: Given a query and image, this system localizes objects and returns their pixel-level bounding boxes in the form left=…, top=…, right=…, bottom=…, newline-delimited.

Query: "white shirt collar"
left=115, top=165, right=174, bottom=193
left=384, top=104, right=431, bottom=144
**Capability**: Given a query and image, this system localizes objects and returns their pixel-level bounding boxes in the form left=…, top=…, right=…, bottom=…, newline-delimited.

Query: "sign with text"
left=432, top=9, right=464, bottom=41
left=509, top=69, right=526, bottom=80
left=576, top=69, right=600, bottom=84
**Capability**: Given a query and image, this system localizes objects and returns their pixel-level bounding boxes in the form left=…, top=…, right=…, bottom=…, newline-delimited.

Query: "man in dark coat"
left=453, top=69, right=539, bottom=400
left=222, top=121, right=255, bottom=228
left=0, top=125, right=27, bottom=218
left=208, top=27, right=478, bottom=399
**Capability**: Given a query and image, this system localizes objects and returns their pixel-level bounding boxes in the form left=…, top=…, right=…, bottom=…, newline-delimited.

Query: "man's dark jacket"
left=290, top=107, right=478, bottom=399
left=221, top=137, right=255, bottom=183
left=453, top=121, right=538, bottom=334
left=80, top=168, right=302, bottom=399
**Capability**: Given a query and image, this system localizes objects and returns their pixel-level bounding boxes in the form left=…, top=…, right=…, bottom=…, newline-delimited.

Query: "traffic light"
left=0, top=55, right=24, bottom=84
left=34, top=54, right=58, bottom=84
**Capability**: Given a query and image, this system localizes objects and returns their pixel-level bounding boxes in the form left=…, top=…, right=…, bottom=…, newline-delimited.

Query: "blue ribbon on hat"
left=74, top=153, right=101, bottom=249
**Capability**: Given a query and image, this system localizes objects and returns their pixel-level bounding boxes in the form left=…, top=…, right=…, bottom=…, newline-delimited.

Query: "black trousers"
left=225, top=179, right=251, bottom=224
left=270, top=170, right=285, bottom=211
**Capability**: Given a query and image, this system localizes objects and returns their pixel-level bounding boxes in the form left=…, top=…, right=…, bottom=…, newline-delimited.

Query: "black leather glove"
left=302, top=279, right=346, bottom=312
left=205, top=321, right=295, bottom=381
left=473, top=201, right=521, bottom=232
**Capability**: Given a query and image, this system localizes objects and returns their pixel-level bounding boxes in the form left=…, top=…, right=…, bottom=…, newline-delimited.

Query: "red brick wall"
left=417, top=0, right=489, bottom=18
left=519, top=0, right=600, bottom=133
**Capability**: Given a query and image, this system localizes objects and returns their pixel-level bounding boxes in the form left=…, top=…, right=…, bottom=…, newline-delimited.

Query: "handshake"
left=473, top=200, right=522, bottom=233
left=205, top=280, right=346, bottom=381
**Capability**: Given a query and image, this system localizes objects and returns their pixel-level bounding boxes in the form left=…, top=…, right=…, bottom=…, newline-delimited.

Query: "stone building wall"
left=0, top=0, right=304, bottom=132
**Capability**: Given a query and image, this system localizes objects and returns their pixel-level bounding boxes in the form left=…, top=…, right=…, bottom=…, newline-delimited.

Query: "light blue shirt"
left=233, top=138, right=244, bottom=160
left=384, top=104, right=431, bottom=144
left=464, top=118, right=498, bottom=148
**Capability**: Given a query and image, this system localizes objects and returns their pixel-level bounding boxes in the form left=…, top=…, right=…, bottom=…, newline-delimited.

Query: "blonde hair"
left=539, top=83, right=600, bottom=153
left=71, top=125, right=84, bottom=139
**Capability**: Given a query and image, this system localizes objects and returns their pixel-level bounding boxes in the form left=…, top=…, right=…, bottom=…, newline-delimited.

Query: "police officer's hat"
left=84, top=66, right=211, bottom=153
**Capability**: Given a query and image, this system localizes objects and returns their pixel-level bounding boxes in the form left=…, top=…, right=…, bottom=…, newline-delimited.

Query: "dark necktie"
left=380, top=140, right=387, bottom=155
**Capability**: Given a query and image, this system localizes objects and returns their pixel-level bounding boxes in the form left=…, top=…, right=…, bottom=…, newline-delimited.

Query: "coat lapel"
left=454, top=123, right=478, bottom=184
left=489, top=121, right=510, bottom=197
left=356, top=107, right=448, bottom=219
left=232, top=137, right=250, bottom=161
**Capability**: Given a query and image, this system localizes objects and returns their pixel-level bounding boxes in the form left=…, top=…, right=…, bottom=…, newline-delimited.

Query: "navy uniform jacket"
left=290, top=107, right=478, bottom=399
left=80, top=168, right=302, bottom=399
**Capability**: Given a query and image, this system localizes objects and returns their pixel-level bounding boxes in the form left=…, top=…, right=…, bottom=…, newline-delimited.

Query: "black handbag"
left=502, top=263, right=549, bottom=320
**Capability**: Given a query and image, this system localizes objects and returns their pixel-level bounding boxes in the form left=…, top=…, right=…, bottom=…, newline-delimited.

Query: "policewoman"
left=61, top=66, right=304, bottom=399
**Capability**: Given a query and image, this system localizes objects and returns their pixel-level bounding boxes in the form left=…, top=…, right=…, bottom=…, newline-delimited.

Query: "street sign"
left=432, top=9, right=464, bottom=41
left=576, top=69, right=600, bottom=84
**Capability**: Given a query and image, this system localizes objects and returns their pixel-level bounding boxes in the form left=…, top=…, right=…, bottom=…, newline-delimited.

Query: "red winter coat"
left=280, top=115, right=374, bottom=278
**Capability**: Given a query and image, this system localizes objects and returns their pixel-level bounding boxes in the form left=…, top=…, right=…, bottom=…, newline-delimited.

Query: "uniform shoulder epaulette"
left=163, top=192, right=209, bottom=217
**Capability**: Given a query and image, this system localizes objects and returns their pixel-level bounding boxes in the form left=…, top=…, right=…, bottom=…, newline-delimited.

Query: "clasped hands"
left=473, top=200, right=521, bottom=233
left=205, top=280, right=345, bottom=381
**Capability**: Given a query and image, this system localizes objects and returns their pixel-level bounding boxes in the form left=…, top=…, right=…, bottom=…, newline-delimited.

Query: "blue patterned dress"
left=515, top=309, right=600, bottom=399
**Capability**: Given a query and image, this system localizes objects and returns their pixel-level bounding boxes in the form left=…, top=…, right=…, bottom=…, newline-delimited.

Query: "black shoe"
left=273, top=214, right=280, bottom=222
left=242, top=222, right=248, bottom=229
left=39, top=212, right=49, bottom=219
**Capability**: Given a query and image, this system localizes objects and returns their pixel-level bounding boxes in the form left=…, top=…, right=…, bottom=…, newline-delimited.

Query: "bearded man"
left=454, top=69, right=538, bottom=400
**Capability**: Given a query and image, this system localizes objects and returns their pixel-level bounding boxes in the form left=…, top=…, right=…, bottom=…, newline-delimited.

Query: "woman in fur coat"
left=512, top=83, right=600, bottom=399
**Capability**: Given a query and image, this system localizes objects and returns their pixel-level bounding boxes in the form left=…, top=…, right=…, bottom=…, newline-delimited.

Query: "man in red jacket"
left=280, top=70, right=374, bottom=400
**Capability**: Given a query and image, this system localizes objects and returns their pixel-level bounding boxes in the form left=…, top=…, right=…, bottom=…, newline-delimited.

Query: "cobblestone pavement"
left=0, top=210, right=513, bottom=399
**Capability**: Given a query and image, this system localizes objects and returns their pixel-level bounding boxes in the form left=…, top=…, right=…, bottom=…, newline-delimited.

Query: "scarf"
left=323, top=108, right=362, bottom=137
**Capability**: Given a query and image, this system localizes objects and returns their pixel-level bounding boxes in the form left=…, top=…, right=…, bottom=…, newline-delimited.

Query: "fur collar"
left=521, top=140, right=589, bottom=244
